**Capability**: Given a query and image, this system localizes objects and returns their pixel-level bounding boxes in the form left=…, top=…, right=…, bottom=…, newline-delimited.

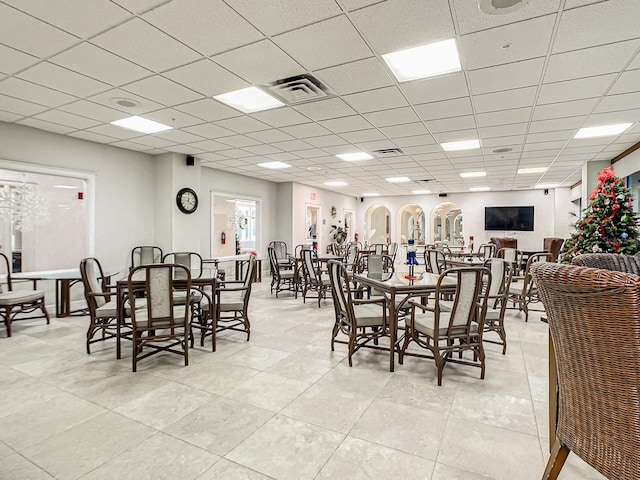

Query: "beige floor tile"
left=12, top=349, right=100, bottom=378
left=80, top=432, right=218, bottom=480
left=0, top=453, right=54, bottom=479
left=266, top=351, right=334, bottom=382
left=450, top=390, right=538, bottom=435
left=0, top=377, right=62, bottom=419
left=533, top=400, right=550, bottom=440
left=350, top=398, right=448, bottom=459
left=439, top=417, right=544, bottom=480
left=226, top=414, right=344, bottom=480
left=0, top=391, right=105, bottom=450
left=316, top=436, right=435, bottom=480
left=21, top=411, right=155, bottom=480
left=224, top=345, right=291, bottom=370
left=196, top=458, right=272, bottom=479
left=456, top=365, right=533, bottom=399
left=0, top=441, right=14, bottom=458
left=223, top=371, right=310, bottom=412
left=174, top=360, right=261, bottom=395
left=528, top=374, right=549, bottom=402
left=431, top=463, right=496, bottom=479
left=376, top=373, right=458, bottom=411
left=114, top=382, right=212, bottom=429
left=313, top=363, right=392, bottom=397
left=164, top=395, right=273, bottom=455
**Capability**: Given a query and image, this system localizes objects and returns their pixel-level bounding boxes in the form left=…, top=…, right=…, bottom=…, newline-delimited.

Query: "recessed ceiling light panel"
left=386, top=176, right=411, bottom=183
left=382, top=38, right=461, bottom=82
left=336, top=152, right=373, bottom=161
left=535, top=184, right=558, bottom=189
left=257, top=161, right=291, bottom=169
left=574, top=123, right=633, bottom=139
left=517, top=167, right=548, bottom=174
left=52, top=184, right=78, bottom=189
left=412, top=190, right=432, bottom=194
left=460, top=171, right=486, bottom=178
left=441, top=139, right=481, bottom=151
left=324, top=181, right=348, bottom=187
left=362, top=192, right=381, bottom=197
left=214, top=86, right=284, bottom=113
left=470, top=187, right=490, bottom=192
left=111, top=116, right=172, bottom=134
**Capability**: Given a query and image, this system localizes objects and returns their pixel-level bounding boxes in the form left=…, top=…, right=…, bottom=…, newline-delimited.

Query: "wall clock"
left=176, top=187, right=198, bottom=214
left=331, top=206, right=337, bottom=218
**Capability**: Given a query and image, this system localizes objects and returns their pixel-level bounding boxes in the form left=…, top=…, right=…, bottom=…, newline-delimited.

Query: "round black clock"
left=176, top=187, right=198, bottom=214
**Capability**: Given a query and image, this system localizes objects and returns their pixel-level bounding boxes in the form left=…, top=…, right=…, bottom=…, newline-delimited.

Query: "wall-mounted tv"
left=484, top=206, right=535, bottom=231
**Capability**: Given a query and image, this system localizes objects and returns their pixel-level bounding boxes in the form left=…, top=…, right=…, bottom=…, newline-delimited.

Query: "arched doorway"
left=397, top=204, right=425, bottom=245
left=430, top=202, right=463, bottom=246
left=364, top=205, right=391, bottom=246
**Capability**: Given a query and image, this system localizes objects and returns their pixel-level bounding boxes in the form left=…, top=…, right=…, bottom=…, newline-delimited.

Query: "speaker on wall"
left=186, top=155, right=195, bottom=166
left=438, top=193, right=448, bottom=197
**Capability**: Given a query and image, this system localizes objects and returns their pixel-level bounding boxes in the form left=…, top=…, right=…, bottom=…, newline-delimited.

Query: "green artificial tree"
left=560, top=167, right=640, bottom=263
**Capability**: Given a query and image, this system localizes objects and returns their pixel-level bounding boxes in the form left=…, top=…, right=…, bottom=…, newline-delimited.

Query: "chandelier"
left=0, top=182, right=50, bottom=232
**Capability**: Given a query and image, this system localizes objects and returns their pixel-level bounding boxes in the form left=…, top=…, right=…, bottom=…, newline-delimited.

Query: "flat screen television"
left=484, top=206, right=534, bottom=231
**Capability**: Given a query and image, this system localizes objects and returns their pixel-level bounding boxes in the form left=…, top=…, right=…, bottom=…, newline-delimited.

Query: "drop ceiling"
left=0, top=0, right=638, bottom=196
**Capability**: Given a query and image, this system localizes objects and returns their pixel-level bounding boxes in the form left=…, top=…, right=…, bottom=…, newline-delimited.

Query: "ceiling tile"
left=50, top=43, right=151, bottom=87
left=532, top=98, right=599, bottom=121
left=544, top=40, right=640, bottom=83
left=462, top=15, right=556, bottom=71
left=217, top=135, right=261, bottom=148
left=380, top=122, right=429, bottom=139
left=478, top=123, right=528, bottom=138
left=473, top=86, right=538, bottom=113
left=0, top=3, right=78, bottom=58
left=88, top=88, right=163, bottom=114
left=0, top=78, right=76, bottom=108
left=251, top=107, right=311, bottom=128
left=319, top=115, right=373, bottom=133
left=538, top=74, right=617, bottom=104
left=18, top=62, right=111, bottom=97
left=527, top=130, right=575, bottom=143
left=424, top=114, right=476, bottom=133
left=225, top=0, right=342, bottom=36
left=351, top=0, right=454, bottom=54
left=415, top=97, right=473, bottom=121
left=186, top=139, right=231, bottom=151
left=304, top=134, right=348, bottom=147
left=553, top=0, right=640, bottom=53
left=281, top=122, right=332, bottom=138
left=401, top=72, right=470, bottom=105
left=122, top=75, right=203, bottom=107
left=609, top=69, right=640, bottom=95
left=293, top=98, right=356, bottom=121
left=143, top=0, right=262, bottom=56
left=69, top=130, right=119, bottom=144
left=363, top=107, right=420, bottom=128
left=215, top=116, right=271, bottom=134
left=111, top=0, right=168, bottom=14
left=164, top=59, right=248, bottom=97
left=92, top=18, right=201, bottom=72
left=144, top=108, right=204, bottom=128
left=273, top=15, right=372, bottom=71
left=86, top=123, right=143, bottom=139
left=469, top=57, right=545, bottom=95
left=314, top=57, right=394, bottom=96
left=246, top=129, right=295, bottom=143
left=243, top=144, right=283, bottom=155
left=586, top=109, right=640, bottom=126
left=174, top=98, right=241, bottom=122
left=32, top=110, right=101, bottom=129
left=341, top=129, right=387, bottom=143
left=343, top=86, right=408, bottom=114
left=183, top=123, right=236, bottom=139
left=270, top=139, right=312, bottom=151
left=212, top=40, right=303, bottom=85
left=453, top=0, right=560, bottom=35
left=0, top=94, right=48, bottom=116
left=476, top=107, right=532, bottom=127
left=3, top=0, right=131, bottom=38
left=155, top=129, right=206, bottom=144
left=126, top=135, right=177, bottom=149
left=17, top=118, right=75, bottom=134
left=529, top=116, right=587, bottom=133
left=594, top=92, right=640, bottom=114
left=0, top=44, right=39, bottom=76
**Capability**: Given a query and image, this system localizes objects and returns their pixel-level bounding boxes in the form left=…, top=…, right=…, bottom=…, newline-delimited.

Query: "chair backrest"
left=302, top=248, right=320, bottom=283
left=267, top=246, right=279, bottom=277
left=366, top=254, right=394, bottom=280
left=163, top=252, right=203, bottom=278
left=425, top=248, right=446, bottom=274
left=543, top=237, right=564, bottom=262
left=345, top=243, right=359, bottom=271
left=240, top=255, right=256, bottom=302
left=532, top=262, right=640, bottom=479
left=388, top=242, right=398, bottom=260
left=491, top=237, right=518, bottom=250
left=327, top=260, right=355, bottom=329
left=268, top=241, right=288, bottom=260
left=80, top=257, right=108, bottom=309
left=477, top=243, right=496, bottom=260
left=484, top=258, right=509, bottom=299
left=441, top=267, right=489, bottom=333
left=0, top=252, right=12, bottom=292
left=131, top=245, right=163, bottom=270
left=129, top=263, right=191, bottom=328
left=294, top=243, right=312, bottom=259
left=572, top=253, right=640, bottom=275
left=372, top=243, right=387, bottom=255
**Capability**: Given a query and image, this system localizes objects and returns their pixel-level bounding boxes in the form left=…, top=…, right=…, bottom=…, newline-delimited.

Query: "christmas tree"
left=560, top=167, right=640, bottom=263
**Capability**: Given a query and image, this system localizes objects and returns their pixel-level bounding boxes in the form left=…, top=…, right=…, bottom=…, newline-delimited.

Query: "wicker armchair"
left=571, top=253, right=640, bottom=274
left=532, top=262, right=640, bottom=480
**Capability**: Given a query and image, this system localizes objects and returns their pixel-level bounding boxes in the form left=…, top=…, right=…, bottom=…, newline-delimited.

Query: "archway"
left=397, top=203, right=426, bottom=245
left=430, top=202, right=463, bottom=246
left=364, top=205, right=391, bottom=246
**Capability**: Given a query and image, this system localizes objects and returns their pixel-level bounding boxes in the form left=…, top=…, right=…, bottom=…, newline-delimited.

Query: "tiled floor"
left=0, top=279, right=607, bottom=480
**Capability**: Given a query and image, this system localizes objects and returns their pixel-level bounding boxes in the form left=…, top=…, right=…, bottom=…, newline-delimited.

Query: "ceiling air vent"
left=478, top=0, right=529, bottom=15
left=264, top=74, right=331, bottom=105
left=415, top=179, right=435, bottom=184
left=372, top=148, right=404, bottom=156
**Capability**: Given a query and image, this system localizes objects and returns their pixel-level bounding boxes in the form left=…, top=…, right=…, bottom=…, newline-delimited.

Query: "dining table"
left=115, top=270, right=218, bottom=360
left=353, top=271, right=457, bottom=372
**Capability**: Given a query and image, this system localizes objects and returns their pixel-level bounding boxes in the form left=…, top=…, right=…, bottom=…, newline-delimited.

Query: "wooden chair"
left=483, top=258, right=511, bottom=354
left=130, top=245, right=163, bottom=270
left=214, top=255, right=256, bottom=342
left=399, top=267, right=490, bottom=386
left=508, top=252, right=552, bottom=321
left=532, top=262, right=640, bottom=480
left=0, top=252, right=50, bottom=337
left=571, top=253, right=640, bottom=274
left=268, top=246, right=296, bottom=297
left=425, top=248, right=447, bottom=274
left=477, top=243, right=496, bottom=260
left=268, top=240, right=292, bottom=271
left=127, top=263, right=194, bottom=372
left=301, top=249, right=331, bottom=308
left=543, top=238, right=564, bottom=262
left=327, top=260, right=388, bottom=367
left=162, top=251, right=203, bottom=278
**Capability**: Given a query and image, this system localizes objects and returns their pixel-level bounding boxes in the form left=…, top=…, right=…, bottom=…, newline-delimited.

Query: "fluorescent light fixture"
left=52, top=184, right=78, bottom=189
left=362, top=192, right=381, bottom=197
left=470, top=187, right=490, bottom=192
left=574, top=123, right=632, bottom=139
left=460, top=171, right=486, bottom=178
left=386, top=176, right=411, bottom=183
left=535, top=184, right=558, bottom=189
left=412, top=189, right=432, bottom=194
left=111, top=116, right=173, bottom=134
left=441, top=139, right=481, bottom=151
left=382, top=38, right=461, bottom=82
left=518, top=167, right=548, bottom=174
left=324, top=181, right=348, bottom=187
left=257, top=161, right=291, bottom=169
left=214, top=86, right=283, bottom=113
left=336, top=152, right=373, bottom=161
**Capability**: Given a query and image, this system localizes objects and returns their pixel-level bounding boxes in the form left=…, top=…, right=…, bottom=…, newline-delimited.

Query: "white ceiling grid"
left=0, top=0, right=638, bottom=196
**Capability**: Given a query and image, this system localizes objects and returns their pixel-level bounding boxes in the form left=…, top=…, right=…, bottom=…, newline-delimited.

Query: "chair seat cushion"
left=353, top=303, right=385, bottom=327
left=219, top=301, right=244, bottom=311
left=0, top=290, right=45, bottom=305
left=485, top=308, right=501, bottom=321
left=132, top=305, right=191, bottom=328
left=408, top=311, right=478, bottom=338
left=97, top=299, right=147, bottom=317
left=172, top=290, right=203, bottom=305
left=279, top=271, right=296, bottom=280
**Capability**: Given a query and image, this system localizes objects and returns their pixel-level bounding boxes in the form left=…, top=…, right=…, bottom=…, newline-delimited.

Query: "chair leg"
left=4, top=307, right=11, bottom=337
left=542, top=438, right=570, bottom=480
left=132, top=333, right=138, bottom=372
